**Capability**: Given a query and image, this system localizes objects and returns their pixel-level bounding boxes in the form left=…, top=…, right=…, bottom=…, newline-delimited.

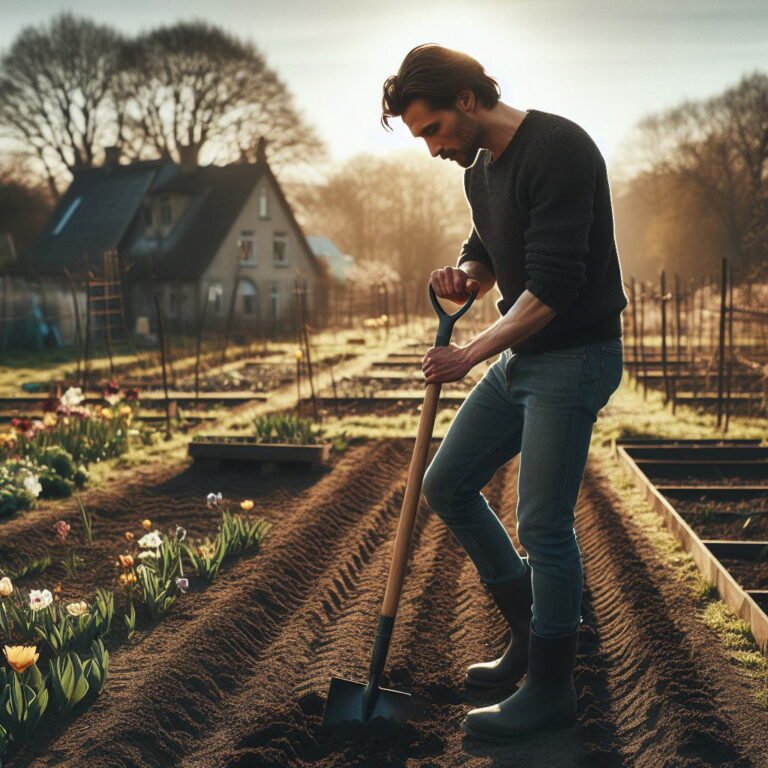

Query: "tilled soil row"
left=6, top=441, right=768, bottom=768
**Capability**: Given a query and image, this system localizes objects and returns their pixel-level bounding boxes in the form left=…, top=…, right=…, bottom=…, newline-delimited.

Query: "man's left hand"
left=422, top=343, right=473, bottom=384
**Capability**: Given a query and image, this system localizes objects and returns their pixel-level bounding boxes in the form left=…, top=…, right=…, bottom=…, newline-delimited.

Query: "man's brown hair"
left=381, top=44, right=500, bottom=130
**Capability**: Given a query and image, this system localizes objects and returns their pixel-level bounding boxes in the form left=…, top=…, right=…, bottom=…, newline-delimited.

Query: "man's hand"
left=422, top=343, right=473, bottom=384
left=430, top=266, right=480, bottom=305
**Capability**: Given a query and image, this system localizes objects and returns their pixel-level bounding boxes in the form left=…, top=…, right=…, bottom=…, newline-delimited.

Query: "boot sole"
left=461, top=711, right=576, bottom=742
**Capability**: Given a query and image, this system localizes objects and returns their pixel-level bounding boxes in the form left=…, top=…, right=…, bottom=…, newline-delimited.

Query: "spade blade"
left=322, top=676, right=412, bottom=726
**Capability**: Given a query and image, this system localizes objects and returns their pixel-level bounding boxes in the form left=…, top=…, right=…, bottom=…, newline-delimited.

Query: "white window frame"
left=208, top=282, right=224, bottom=315
left=273, top=233, right=289, bottom=267
left=237, top=279, right=258, bottom=316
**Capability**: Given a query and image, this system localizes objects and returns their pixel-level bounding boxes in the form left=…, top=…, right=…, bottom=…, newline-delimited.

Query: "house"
left=22, top=140, right=329, bottom=342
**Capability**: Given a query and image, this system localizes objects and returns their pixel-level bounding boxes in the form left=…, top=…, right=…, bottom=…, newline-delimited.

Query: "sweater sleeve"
left=457, top=225, right=495, bottom=275
left=522, top=135, right=595, bottom=315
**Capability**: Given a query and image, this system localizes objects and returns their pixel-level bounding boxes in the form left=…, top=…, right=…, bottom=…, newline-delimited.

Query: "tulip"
left=119, top=405, right=132, bottom=418
left=118, top=554, right=134, bottom=568
left=174, top=526, right=187, bottom=542
left=66, top=601, right=89, bottom=617
left=119, top=572, right=137, bottom=586
left=4, top=645, right=39, bottom=673
left=54, top=520, right=71, bottom=543
left=138, top=531, right=163, bottom=549
left=175, top=577, right=189, bottom=593
left=206, top=492, right=223, bottom=509
left=240, top=499, right=254, bottom=511
left=142, top=519, right=152, bottom=531
left=294, top=348, right=303, bottom=361
left=29, top=589, right=53, bottom=611
left=0, top=576, right=13, bottom=597
left=125, top=531, right=135, bottom=542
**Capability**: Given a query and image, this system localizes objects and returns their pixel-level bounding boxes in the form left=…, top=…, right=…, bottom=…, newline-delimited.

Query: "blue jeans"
left=422, top=338, right=624, bottom=637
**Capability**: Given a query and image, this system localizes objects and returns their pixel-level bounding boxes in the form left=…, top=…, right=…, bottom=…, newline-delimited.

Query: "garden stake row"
left=322, top=283, right=476, bottom=726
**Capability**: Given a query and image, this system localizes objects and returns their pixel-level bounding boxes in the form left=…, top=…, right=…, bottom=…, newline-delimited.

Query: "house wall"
left=199, top=179, right=320, bottom=333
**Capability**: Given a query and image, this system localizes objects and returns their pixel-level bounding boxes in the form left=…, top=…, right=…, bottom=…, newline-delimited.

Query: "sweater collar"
left=486, top=109, right=536, bottom=169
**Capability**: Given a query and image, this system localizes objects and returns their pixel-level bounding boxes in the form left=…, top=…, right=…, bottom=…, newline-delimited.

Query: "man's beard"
left=453, top=111, right=482, bottom=167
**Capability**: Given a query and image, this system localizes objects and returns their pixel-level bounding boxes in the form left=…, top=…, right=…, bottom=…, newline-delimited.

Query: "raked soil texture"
left=2, top=440, right=767, bottom=768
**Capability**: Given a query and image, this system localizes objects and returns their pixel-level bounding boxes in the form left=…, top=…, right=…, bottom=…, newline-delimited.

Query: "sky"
left=1, top=0, right=767, bottom=170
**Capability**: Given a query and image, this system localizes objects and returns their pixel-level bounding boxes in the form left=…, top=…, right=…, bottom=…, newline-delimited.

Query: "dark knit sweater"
left=457, top=108, right=628, bottom=355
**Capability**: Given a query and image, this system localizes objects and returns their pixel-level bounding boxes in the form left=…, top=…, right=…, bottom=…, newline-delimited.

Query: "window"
left=53, top=196, right=82, bottom=236
left=160, top=196, right=172, bottom=226
left=270, top=283, right=279, bottom=320
left=238, top=280, right=258, bottom=316
left=273, top=233, right=288, bottom=267
left=259, top=188, right=269, bottom=219
left=238, top=231, right=256, bottom=264
left=208, top=283, right=223, bottom=315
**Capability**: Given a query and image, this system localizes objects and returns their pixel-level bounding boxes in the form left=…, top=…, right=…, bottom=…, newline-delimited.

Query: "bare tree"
left=295, top=150, right=469, bottom=284
left=620, top=71, right=768, bottom=276
left=0, top=14, right=124, bottom=199
left=118, top=21, right=325, bottom=173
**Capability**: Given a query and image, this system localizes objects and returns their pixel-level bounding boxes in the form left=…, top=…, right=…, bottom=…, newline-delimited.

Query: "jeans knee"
left=422, top=460, right=453, bottom=516
left=517, top=516, right=579, bottom=560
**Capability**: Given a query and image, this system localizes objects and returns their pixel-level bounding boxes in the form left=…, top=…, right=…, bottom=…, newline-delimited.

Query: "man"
left=381, top=44, right=628, bottom=742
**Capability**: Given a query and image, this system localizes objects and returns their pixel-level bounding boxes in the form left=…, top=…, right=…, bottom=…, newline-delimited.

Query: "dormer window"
left=258, top=188, right=269, bottom=219
left=160, top=196, right=172, bottom=226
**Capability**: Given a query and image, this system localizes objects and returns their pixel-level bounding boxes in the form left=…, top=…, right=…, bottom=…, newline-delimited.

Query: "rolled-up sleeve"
left=523, top=136, right=595, bottom=314
left=457, top=225, right=495, bottom=275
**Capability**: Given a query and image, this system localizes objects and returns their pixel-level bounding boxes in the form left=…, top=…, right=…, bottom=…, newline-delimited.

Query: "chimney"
left=256, top=137, right=267, bottom=164
left=104, top=145, right=121, bottom=169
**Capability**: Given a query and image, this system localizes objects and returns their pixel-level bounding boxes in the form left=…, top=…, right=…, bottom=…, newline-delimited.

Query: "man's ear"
left=456, top=89, right=476, bottom=112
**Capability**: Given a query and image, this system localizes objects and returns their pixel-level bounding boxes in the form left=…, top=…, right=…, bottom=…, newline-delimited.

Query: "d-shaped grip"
left=429, top=283, right=477, bottom=347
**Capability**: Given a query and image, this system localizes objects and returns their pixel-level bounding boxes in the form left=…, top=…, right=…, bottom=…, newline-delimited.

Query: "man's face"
left=402, top=97, right=482, bottom=168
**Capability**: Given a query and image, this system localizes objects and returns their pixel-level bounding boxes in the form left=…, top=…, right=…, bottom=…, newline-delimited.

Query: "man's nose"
left=426, top=139, right=441, bottom=158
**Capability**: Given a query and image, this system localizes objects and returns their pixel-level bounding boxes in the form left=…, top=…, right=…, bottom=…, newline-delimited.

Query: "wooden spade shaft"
left=381, top=381, right=442, bottom=618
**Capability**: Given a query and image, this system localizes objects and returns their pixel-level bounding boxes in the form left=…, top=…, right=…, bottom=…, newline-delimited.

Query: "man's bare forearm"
left=462, top=290, right=557, bottom=366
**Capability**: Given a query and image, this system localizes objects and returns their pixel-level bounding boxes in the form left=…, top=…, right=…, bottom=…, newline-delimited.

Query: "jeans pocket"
left=595, top=352, right=624, bottom=414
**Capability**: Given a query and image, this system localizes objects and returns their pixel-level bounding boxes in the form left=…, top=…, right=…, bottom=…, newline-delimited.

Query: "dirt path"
left=7, top=441, right=768, bottom=768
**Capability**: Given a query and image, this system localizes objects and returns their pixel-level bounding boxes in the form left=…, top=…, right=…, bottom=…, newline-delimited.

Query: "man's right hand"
left=430, top=267, right=480, bottom=304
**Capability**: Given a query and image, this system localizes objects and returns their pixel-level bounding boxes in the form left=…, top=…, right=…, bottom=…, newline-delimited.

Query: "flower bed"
left=0, top=492, right=270, bottom=761
left=0, top=385, right=156, bottom=518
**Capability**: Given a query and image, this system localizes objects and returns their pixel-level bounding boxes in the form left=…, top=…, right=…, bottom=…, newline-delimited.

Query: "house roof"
left=26, top=158, right=325, bottom=282
left=25, top=162, right=160, bottom=275
left=307, top=235, right=354, bottom=282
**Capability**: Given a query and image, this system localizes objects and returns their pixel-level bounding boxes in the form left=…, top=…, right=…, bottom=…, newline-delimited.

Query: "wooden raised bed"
left=613, top=438, right=768, bottom=653
left=188, top=435, right=331, bottom=467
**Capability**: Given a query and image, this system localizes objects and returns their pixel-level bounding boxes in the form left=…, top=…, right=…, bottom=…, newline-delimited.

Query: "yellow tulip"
left=240, top=499, right=254, bottom=511
left=141, top=519, right=152, bottom=531
left=294, top=348, right=303, bottom=361
left=125, top=531, right=135, bottom=542
left=119, top=571, right=137, bottom=586
left=119, top=405, right=132, bottom=418
left=66, top=601, right=89, bottom=617
left=118, top=554, right=134, bottom=568
left=4, top=645, right=39, bottom=673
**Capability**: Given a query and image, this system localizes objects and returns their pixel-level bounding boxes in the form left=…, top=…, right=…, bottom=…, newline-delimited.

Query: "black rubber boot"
left=462, top=625, right=579, bottom=742
left=464, top=559, right=533, bottom=689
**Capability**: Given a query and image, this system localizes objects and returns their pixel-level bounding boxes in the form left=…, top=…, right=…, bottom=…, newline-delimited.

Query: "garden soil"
left=3, top=440, right=768, bottom=768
